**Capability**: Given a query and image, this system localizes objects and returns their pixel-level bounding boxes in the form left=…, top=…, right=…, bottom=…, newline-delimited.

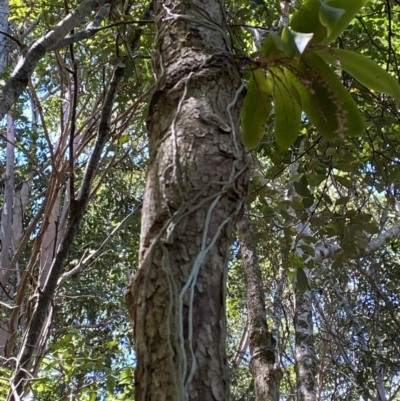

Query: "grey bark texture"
left=295, top=286, right=316, bottom=401
left=237, top=204, right=282, bottom=401
left=124, top=0, right=248, bottom=399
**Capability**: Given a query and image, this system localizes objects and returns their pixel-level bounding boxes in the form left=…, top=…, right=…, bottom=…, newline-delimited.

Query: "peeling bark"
left=125, top=0, right=248, bottom=398
left=237, top=204, right=282, bottom=401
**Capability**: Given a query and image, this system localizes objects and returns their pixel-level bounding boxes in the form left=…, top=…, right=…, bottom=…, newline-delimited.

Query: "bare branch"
left=49, top=3, right=111, bottom=51
left=0, top=0, right=110, bottom=120
left=0, top=30, right=24, bottom=49
left=11, top=64, right=125, bottom=397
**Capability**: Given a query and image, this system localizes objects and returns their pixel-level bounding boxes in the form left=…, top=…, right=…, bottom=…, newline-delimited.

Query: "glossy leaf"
left=241, top=69, right=273, bottom=149
left=317, top=49, right=400, bottom=101
left=287, top=53, right=364, bottom=139
left=290, top=0, right=370, bottom=44
left=262, top=31, right=292, bottom=62
left=272, top=68, right=301, bottom=149
left=319, top=1, right=345, bottom=36
left=281, top=27, right=314, bottom=57
left=323, top=0, right=370, bottom=43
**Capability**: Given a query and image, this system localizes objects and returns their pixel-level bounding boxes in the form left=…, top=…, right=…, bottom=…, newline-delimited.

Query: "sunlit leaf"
left=287, top=53, right=364, bottom=139
left=317, top=49, right=400, bottom=101
left=273, top=68, right=301, bottom=149
left=241, top=69, right=273, bottom=149
left=319, top=1, right=345, bottom=36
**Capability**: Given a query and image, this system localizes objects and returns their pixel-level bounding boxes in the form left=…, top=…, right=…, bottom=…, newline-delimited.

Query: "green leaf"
left=300, top=244, right=316, bottom=256
left=281, top=27, right=314, bottom=57
left=335, top=196, right=349, bottom=205
left=334, top=175, right=352, bottom=188
left=291, top=197, right=305, bottom=211
left=290, top=0, right=369, bottom=44
left=273, top=68, right=301, bottom=149
left=303, top=196, right=314, bottom=209
left=336, top=162, right=354, bottom=172
left=287, top=53, right=364, bottom=139
left=332, top=257, right=343, bottom=270
left=106, top=376, right=116, bottom=394
left=357, top=221, right=379, bottom=235
left=241, top=69, right=273, bottom=149
left=317, top=49, right=400, bottom=101
left=319, top=1, right=345, bottom=36
left=310, top=216, right=327, bottom=226
left=343, top=225, right=356, bottom=244
left=236, top=8, right=250, bottom=19
left=290, top=0, right=326, bottom=43
left=296, top=268, right=309, bottom=295
left=269, top=32, right=286, bottom=54
left=261, top=33, right=285, bottom=60
left=294, top=181, right=311, bottom=197
left=323, top=0, right=370, bottom=43
left=119, top=134, right=129, bottom=145
left=309, top=174, right=326, bottom=187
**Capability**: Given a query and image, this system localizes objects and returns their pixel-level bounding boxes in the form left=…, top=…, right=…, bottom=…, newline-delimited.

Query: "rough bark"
left=124, top=0, right=248, bottom=399
left=237, top=204, right=282, bottom=401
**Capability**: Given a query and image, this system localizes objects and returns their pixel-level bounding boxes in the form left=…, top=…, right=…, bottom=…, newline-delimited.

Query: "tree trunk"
left=237, top=204, right=282, bottom=401
left=0, top=114, right=15, bottom=288
left=0, top=0, right=8, bottom=76
left=125, top=0, right=248, bottom=398
left=295, top=286, right=316, bottom=401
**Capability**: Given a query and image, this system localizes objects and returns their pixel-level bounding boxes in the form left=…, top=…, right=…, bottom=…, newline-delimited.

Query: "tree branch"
left=11, top=64, right=125, bottom=397
left=0, top=0, right=109, bottom=120
left=313, top=221, right=400, bottom=263
left=49, top=3, right=111, bottom=51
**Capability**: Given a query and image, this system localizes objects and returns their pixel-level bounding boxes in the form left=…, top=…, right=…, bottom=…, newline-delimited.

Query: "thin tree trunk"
left=0, top=114, right=15, bottom=289
left=9, top=65, right=125, bottom=400
left=272, top=265, right=285, bottom=367
left=237, top=204, right=282, bottom=401
left=294, top=286, right=316, bottom=401
left=285, top=151, right=317, bottom=401
left=125, top=0, right=248, bottom=398
left=0, top=0, right=8, bottom=76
